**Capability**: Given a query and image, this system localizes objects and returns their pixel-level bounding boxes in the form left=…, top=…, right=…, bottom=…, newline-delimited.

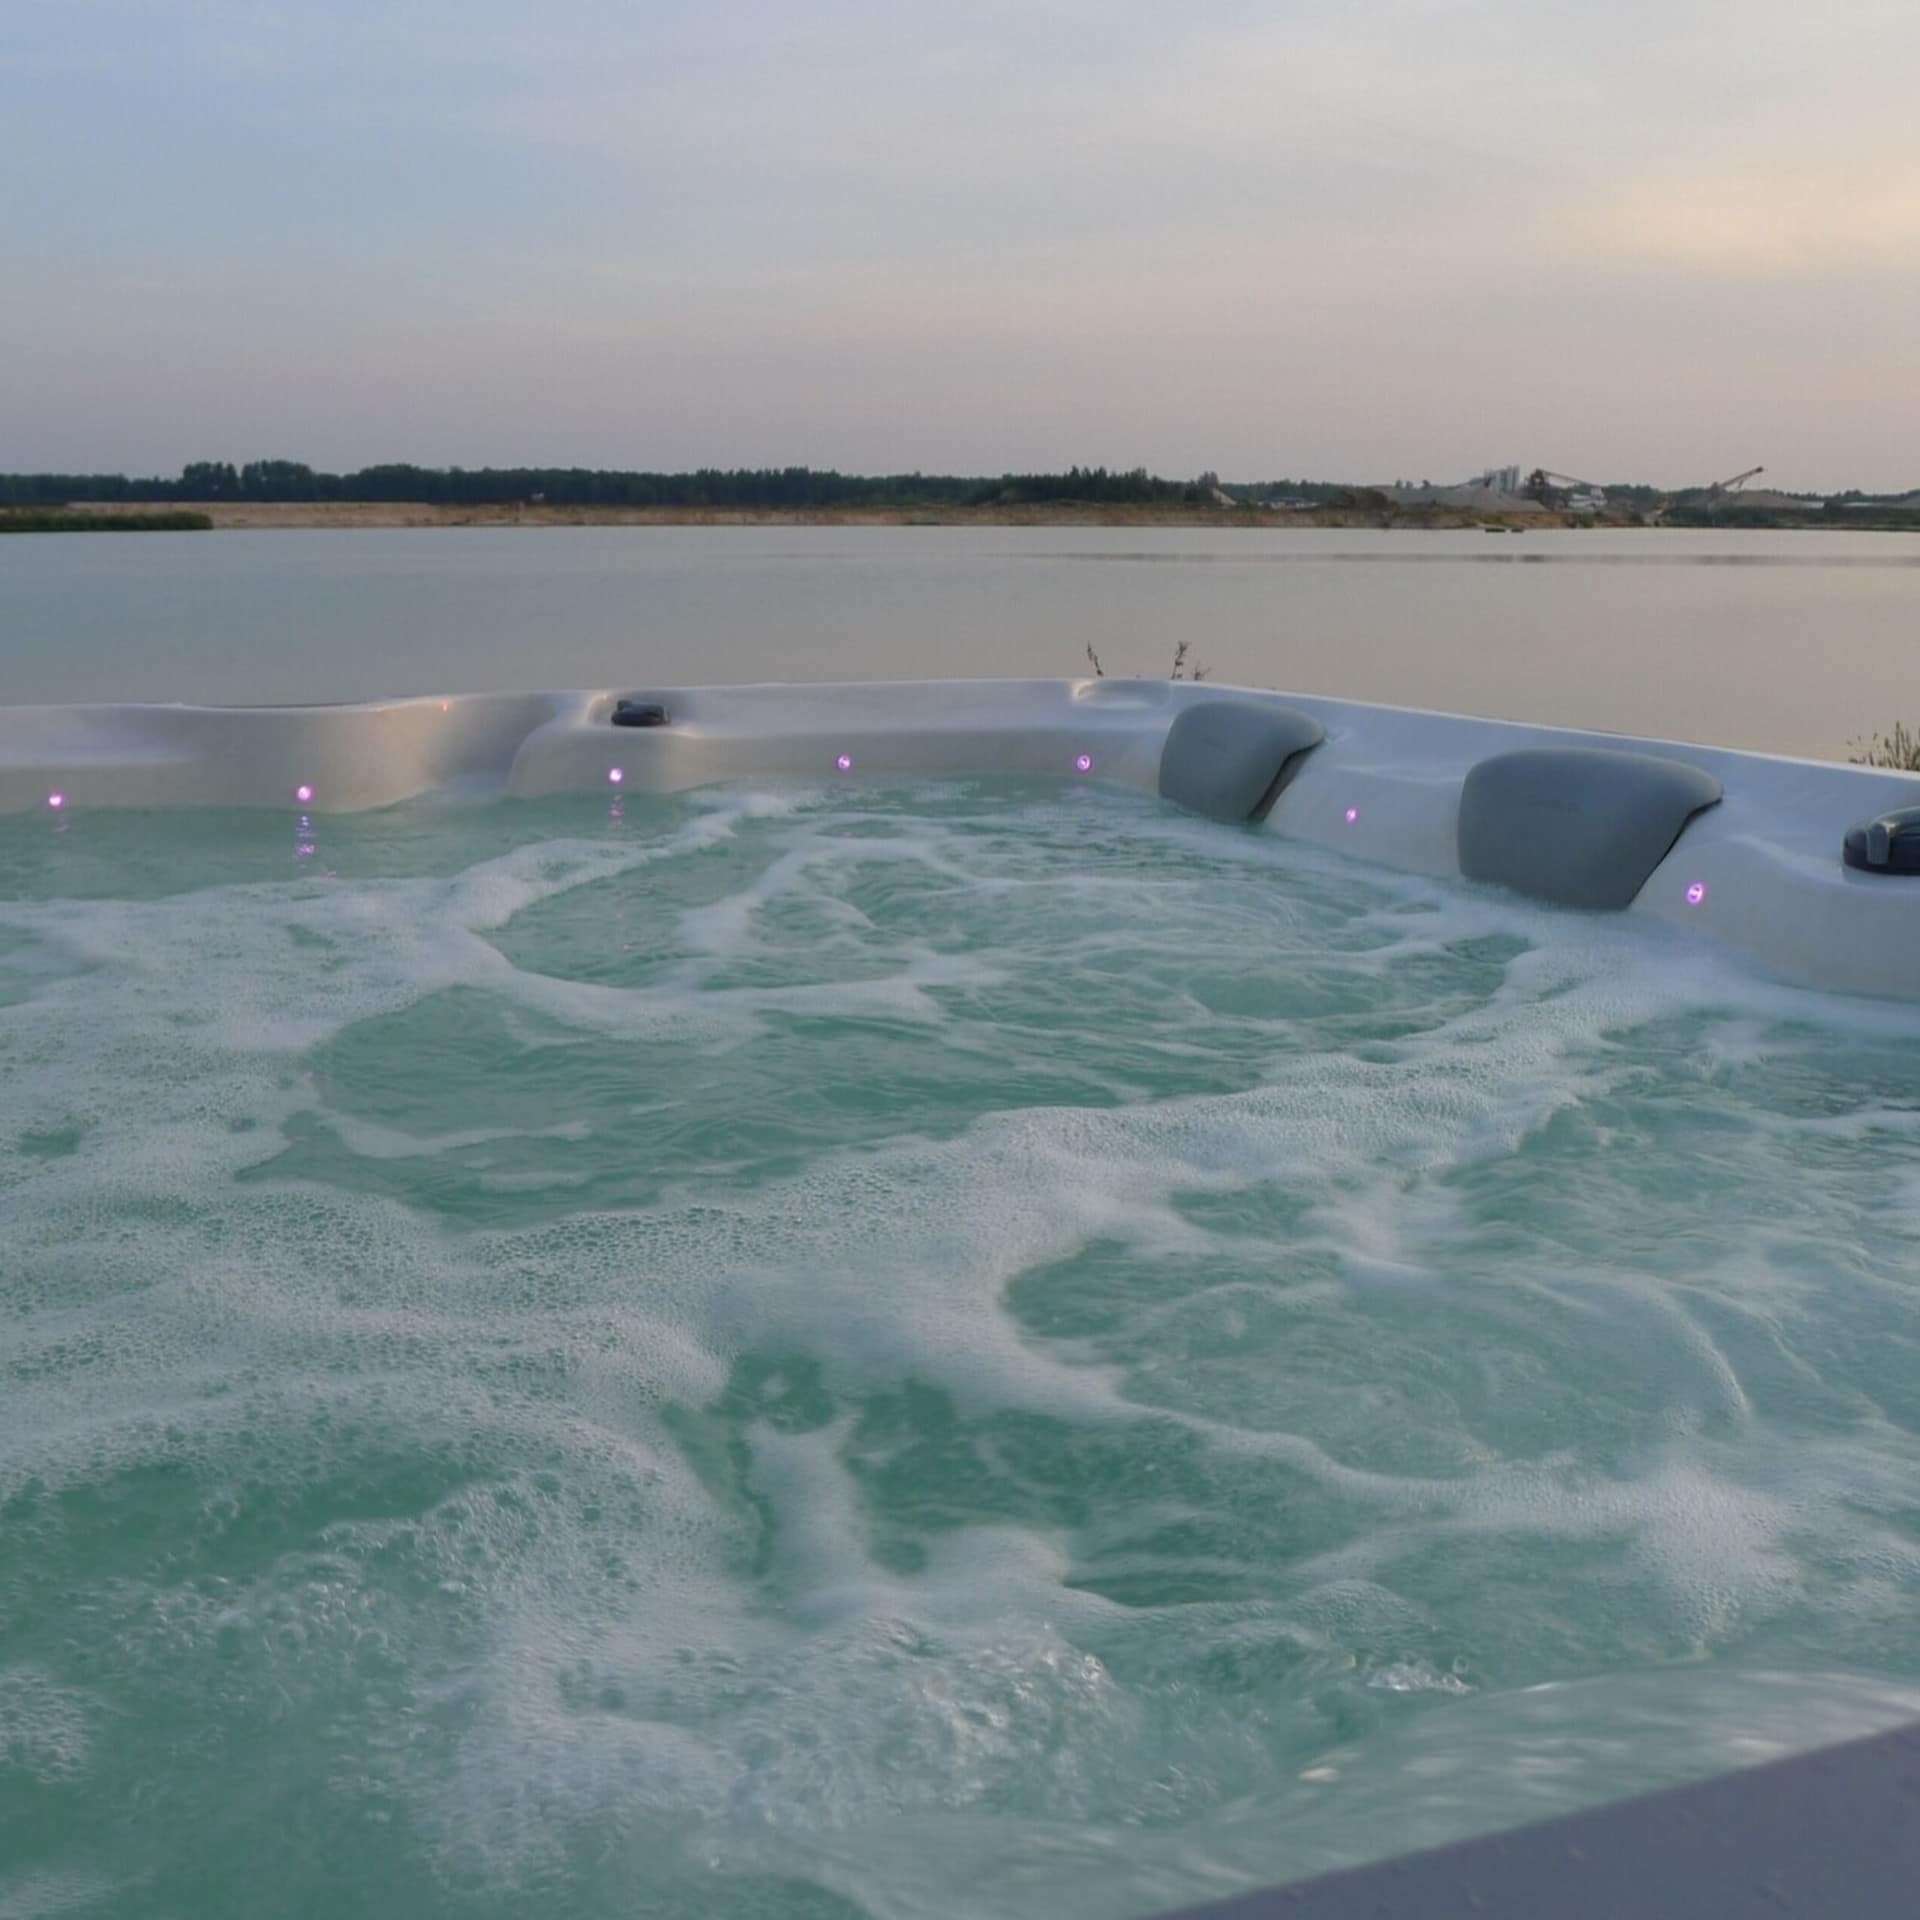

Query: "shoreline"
left=33, top=503, right=1666, bottom=533
left=38, top=500, right=1642, bottom=532
left=24, top=501, right=1919, bottom=533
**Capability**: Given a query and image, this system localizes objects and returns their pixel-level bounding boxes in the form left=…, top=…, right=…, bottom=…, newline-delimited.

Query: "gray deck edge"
left=1152, top=1715, right=1920, bottom=1920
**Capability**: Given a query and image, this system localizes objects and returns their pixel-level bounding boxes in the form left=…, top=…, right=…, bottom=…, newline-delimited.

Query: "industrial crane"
left=1646, top=465, right=1765, bottom=522
left=1703, top=465, right=1763, bottom=500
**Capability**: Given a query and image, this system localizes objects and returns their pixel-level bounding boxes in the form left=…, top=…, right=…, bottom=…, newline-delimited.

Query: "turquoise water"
left=6, top=780, right=1920, bottom=1917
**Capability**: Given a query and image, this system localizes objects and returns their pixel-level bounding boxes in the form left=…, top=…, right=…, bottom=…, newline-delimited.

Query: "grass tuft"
left=1849, top=722, right=1920, bottom=771
left=1081, top=640, right=1212, bottom=681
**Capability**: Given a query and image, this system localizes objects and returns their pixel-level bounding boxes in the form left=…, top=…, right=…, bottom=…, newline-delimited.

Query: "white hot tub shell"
left=2, top=677, right=1916, bottom=1002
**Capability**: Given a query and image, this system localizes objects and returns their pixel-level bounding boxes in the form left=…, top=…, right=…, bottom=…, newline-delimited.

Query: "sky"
left=4, top=0, right=1918, bottom=489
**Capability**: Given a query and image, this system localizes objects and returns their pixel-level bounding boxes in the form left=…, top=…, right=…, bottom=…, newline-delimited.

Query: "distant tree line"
left=977, top=466, right=1209, bottom=505
left=14, top=462, right=1899, bottom=516
left=1225, top=477, right=1359, bottom=505
left=0, top=460, right=1216, bottom=510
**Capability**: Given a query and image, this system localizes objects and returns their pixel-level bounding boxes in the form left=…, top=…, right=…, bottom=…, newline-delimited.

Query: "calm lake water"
left=6, top=524, right=1920, bottom=757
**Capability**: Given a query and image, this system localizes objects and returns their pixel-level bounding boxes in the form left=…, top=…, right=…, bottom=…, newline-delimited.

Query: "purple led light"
left=1074, top=753, right=1094, bottom=774
left=295, top=783, right=314, bottom=804
left=47, top=792, right=65, bottom=810
left=836, top=753, right=853, bottom=772
left=608, top=767, right=625, bottom=785
left=1685, top=881, right=1707, bottom=906
left=1344, top=806, right=1359, bottom=824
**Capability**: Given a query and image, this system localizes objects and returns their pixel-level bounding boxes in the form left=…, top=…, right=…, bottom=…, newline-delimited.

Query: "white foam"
left=8, top=782, right=1920, bottom=1912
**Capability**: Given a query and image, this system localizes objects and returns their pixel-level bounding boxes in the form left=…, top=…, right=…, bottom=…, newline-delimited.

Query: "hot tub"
left=5, top=677, right=1917, bottom=997
left=3, top=679, right=1919, bottom=1918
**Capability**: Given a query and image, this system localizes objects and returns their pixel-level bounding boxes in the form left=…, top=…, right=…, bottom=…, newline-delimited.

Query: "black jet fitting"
left=1842, top=805, right=1920, bottom=873
left=611, top=700, right=670, bottom=728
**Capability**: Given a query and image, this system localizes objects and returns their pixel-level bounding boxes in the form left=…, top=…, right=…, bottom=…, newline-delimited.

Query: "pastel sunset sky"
left=7, top=0, right=1915, bottom=487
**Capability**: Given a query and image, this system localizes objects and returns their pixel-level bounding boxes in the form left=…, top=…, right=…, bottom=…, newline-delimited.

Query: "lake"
left=6, top=524, right=1920, bottom=759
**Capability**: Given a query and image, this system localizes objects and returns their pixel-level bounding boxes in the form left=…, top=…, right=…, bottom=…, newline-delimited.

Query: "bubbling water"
left=5, top=780, right=1920, bottom=1919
